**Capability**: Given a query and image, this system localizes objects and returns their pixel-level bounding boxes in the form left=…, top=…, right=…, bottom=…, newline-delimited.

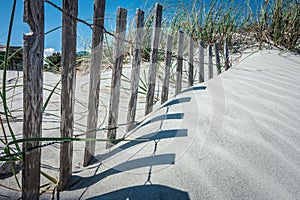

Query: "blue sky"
left=0, top=0, right=258, bottom=56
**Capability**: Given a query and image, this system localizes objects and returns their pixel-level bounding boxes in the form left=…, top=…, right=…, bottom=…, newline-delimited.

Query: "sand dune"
left=59, top=49, right=300, bottom=199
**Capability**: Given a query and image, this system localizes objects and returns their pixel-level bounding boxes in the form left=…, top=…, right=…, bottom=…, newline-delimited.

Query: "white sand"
left=1, top=49, right=300, bottom=199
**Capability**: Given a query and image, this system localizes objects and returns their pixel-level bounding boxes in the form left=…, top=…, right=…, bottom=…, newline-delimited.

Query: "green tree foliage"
left=44, top=52, right=61, bottom=72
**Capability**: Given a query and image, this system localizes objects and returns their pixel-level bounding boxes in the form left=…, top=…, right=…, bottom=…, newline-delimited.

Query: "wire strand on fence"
left=44, top=0, right=135, bottom=45
left=45, top=0, right=229, bottom=67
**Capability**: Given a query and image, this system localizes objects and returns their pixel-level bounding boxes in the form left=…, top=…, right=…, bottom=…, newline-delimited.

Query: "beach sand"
left=0, top=49, right=300, bottom=199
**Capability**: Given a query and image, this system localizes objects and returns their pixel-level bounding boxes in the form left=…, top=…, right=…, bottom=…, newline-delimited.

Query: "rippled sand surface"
left=62, top=50, right=300, bottom=199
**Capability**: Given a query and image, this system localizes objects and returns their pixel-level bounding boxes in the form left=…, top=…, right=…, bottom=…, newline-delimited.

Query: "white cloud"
left=44, top=48, right=55, bottom=58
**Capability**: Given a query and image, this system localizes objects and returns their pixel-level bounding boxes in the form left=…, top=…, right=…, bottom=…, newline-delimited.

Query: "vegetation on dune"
left=93, top=0, right=299, bottom=70
left=43, top=52, right=89, bottom=73
left=139, top=0, right=300, bottom=54
left=44, top=52, right=62, bottom=72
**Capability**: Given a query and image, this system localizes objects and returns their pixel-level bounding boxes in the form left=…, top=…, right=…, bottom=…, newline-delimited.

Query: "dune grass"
left=137, top=0, right=299, bottom=53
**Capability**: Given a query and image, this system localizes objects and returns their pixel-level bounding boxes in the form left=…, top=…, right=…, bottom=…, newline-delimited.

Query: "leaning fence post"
left=224, top=38, right=230, bottom=70
left=23, top=0, right=44, bottom=198
left=215, top=42, right=221, bottom=75
left=84, top=0, right=106, bottom=167
left=59, top=0, right=78, bottom=190
left=199, top=41, right=204, bottom=83
left=208, top=44, right=213, bottom=79
left=127, top=9, right=144, bottom=132
left=145, top=3, right=162, bottom=115
left=107, top=7, right=127, bottom=148
left=175, top=31, right=184, bottom=95
left=161, top=34, right=173, bottom=104
left=188, top=36, right=194, bottom=87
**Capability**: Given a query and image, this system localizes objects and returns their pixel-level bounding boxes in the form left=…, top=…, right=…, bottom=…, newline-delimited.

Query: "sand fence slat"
left=59, top=0, right=78, bottom=190
left=145, top=3, right=162, bottom=115
left=84, top=0, right=106, bottom=167
left=208, top=44, right=213, bottom=79
left=215, top=42, right=221, bottom=75
left=107, top=7, right=127, bottom=148
left=188, top=36, right=194, bottom=87
left=161, top=34, right=173, bottom=104
left=224, top=38, right=230, bottom=70
left=175, top=31, right=184, bottom=95
left=127, top=9, right=144, bottom=132
left=199, top=41, right=204, bottom=83
left=23, top=0, right=44, bottom=198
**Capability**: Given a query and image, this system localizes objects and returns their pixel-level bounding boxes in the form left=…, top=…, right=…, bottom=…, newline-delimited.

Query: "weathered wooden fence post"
left=208, top=44, right=213, bottom=79
left=224, top=38, right=230, bottom=70
left=175, top=31, right=184, bottom=95
left=127, top=9, right=144, bottom=132
left=215, top=42, right=221, bottom=75
left=145, top=3, right=162, bottom=115
left=161, top=34, right=173, bottom=104
left=59, top=0, right=78, bottom=190
left=84, top=0, right=106, bottom=167
left=107, top=7, right=127, bottom=148
left=23, top=0, right=44, bottom=198
left=199, top=41, right=204, bottom=83
left=188, top=36, right=194, bottom=87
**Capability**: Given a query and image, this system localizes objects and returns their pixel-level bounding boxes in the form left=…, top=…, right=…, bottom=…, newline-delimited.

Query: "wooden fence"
left=22, top=0, right=230, bottom=198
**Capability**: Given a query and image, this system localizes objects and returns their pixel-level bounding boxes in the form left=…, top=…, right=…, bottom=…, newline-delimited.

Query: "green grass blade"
left=2, top=0, right=20, bottom=152
left=42, top=80, right=61, bottom=112
left=41, top=170, right=57, bottom=185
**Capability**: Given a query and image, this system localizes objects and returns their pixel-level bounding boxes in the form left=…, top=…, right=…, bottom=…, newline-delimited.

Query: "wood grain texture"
left=145, top=3, right=162, bottom=115
left=107, top=7, right=127, bottom=148
left=188, top=36, right=194, bottom=87
left=176, top=31, right=184, bottom=95
left=84, top=0, right=106, bottom=167
left=59, top=0, right=78, bottom=190
left=127, top=9, right=144, bottom=132
left=215, top=42, right=221, bottom=75
left=208, top=45, right=213, bottom=79
left=224, top=38, right=230, bottom=70
left=23, top=0, right=44, bottom=199
left=199, top=41, right=204, bottom=83
left=161, top=34, right=173, bottom=104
